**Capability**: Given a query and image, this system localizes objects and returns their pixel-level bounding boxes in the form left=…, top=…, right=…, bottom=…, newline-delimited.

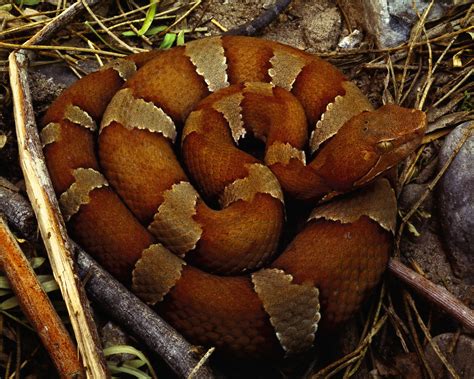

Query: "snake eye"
left=376, top=140, right=394, bottom=153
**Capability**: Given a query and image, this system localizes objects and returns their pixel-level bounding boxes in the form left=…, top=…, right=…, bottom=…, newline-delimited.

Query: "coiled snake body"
left=41, top=36, right=426, bottom=358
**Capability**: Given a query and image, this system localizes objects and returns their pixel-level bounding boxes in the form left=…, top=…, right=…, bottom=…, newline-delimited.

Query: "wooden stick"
left=388, top=259, right=474, bottom=331
left=0, top=217, right=85, bottom=378
left=9, top=50, right=108, bottom=378
left=24, top=0, right=103, bottom=48
left=0, top=178, right=36, bottom=240
left=224, top=0, right=292, bottom=36
left=74, top=243, right=216, bottom=379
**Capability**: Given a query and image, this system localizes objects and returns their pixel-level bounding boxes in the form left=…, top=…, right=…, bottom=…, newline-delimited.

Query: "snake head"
left=313, top=104, right=427, bottom=191
left=353, top=104, right=427, bottom=186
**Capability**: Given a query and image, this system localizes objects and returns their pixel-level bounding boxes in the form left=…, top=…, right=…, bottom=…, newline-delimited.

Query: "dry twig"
left=25, top=0, right=103, bottom=47
left=0, top=217, right=85, bottom=378
left=389, top=259, right=474, bottom=332
left=224, top=0, right=291, bottom=36
left=0, top=179, right=36, bottom=240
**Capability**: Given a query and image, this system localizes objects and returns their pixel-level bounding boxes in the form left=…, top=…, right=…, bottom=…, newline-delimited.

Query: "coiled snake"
left=41, top=36, right=426, bottom=359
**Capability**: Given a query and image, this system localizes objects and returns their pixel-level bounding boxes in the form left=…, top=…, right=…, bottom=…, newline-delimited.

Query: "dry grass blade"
left=188, top=347, right=215, bottom=379
left=405, top=293, right=460, bottom=379
left=396, top=0, right=434, bottom=105
left=0, top=41, right=125, bottom=57
left=309, top=286, right=388, bottom=378
left=432, top=68, right=473, bottom=108
left=311, top=315, right=388, bottom=379
left=386, top=294, right=410, bottom=352
left=403, top=290, right=436, bottom=378
left=338, top=285, right=388, bottom=378
left=80, top=0, right=146, bottom=53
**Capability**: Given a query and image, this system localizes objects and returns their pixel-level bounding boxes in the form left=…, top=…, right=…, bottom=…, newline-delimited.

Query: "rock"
left=424, top=334, right=474, bottom=379
left=437, top=122, right=474, bottom=284
left=338, top=29, right=363, bottom=49
left=339, top=0, right=455, bottom=48
left=398, top=167, right=472, bottom=305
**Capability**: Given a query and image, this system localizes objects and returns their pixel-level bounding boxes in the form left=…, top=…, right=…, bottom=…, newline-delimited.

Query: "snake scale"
left=41, top=36, right=426, bottom=359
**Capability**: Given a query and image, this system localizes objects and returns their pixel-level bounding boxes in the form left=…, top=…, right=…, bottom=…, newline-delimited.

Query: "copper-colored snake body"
left=41, top=36, right=426, bottom=358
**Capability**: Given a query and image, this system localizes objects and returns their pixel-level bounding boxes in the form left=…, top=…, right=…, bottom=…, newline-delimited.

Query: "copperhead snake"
left=41, top=36, right=426, bottom=359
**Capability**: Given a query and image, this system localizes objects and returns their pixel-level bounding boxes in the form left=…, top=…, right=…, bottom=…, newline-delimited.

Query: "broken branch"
left=388, top=259, right=474, bottom=332
left=0, top=217, right=84, bottom=378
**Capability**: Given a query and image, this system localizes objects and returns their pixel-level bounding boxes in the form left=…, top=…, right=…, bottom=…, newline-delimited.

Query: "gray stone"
left=339, top=0, right=454, bottom=48
left=424, top=334, right=474, bottom=379
left=437, top=122, right=474, bottom=283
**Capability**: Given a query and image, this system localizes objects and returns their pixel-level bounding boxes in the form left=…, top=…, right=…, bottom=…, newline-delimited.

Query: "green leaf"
left=136, top=0, right=158, bottom=36
left=30, top=257, right=46, bottom=269
left=417, top=209, right=431, bottom=219
left=144, top=25, right=167, bottom=36
left=176, top=30, right=185, bottom=46
left=15, top=0, right=41, bottom=6
left=0, top=277, right=11, bottom=289
left=123, top=359, right=147, bottom=369
left=37, top=274, right=55, bottom=283
left=0, top=296, right=19, bottom=310
left=122, top=30, right=137, bottom=37
left=41, top=279, right=59, bottom=293
left=160, top=33, right=176, bottom=49
left=104, top=345, right=156, bottom=378
left=122, top=25, right=167, bottom=38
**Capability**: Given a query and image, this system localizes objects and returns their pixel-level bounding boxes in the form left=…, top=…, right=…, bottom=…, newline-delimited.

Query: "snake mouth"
left=355, top=108, right=426, bottom=187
